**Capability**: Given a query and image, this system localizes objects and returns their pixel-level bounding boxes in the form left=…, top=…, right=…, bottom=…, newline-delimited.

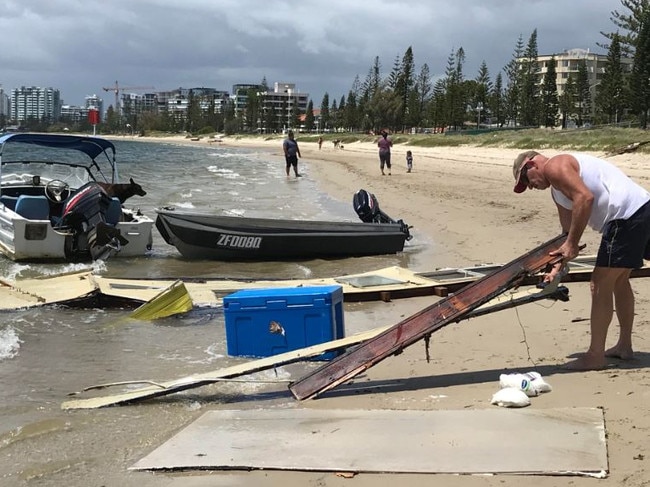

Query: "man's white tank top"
left=551, top=153, right=650, bottom=232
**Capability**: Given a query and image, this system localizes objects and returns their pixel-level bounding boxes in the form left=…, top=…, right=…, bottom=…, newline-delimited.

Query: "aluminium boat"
left=0, top=133, right=154, bottom=261
left=155, top=189, right=412, bottom=261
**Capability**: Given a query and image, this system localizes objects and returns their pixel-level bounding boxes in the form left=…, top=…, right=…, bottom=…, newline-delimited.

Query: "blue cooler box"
left=223, top=285, right=345, bottom=360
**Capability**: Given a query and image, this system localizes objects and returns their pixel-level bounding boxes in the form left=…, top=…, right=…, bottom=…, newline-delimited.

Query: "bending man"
left=512, top=150, right=650, bottom=370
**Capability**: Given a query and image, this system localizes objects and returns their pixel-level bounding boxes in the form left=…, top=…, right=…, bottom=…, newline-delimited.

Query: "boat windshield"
left=1, top=162, right=92, bottom=188
left=0, top=138, right=116, bottom=188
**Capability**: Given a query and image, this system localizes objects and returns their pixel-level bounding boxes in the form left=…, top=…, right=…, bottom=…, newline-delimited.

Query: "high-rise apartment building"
left=533, top=48, right=633, bottom=119
left=84, top=94, right=104, bottom=114
left=0, top=85, right=10, bottom=118
left=10, top=86, right=61, bottom=122
left=263, top=82, right=309, bottom=121
left=232, top=84, right=264, bottom=115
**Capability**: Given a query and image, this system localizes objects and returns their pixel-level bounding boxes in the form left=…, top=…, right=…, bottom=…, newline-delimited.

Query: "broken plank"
left=61, top=325, right=392, bottom=410
left=288, top=234, right=567, bottom=401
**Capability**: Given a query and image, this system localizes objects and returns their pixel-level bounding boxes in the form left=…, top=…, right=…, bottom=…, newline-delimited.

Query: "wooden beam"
left=289, top=234, right=567, bottom=401
left=61, top=326, right=392, bottom=410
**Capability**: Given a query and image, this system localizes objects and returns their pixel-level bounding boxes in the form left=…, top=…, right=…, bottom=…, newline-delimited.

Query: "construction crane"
left=102, top=81, right=154, bottom=113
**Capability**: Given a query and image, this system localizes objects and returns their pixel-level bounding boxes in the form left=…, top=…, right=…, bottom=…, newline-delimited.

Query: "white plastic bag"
left=491, top=387, right=531, bottom=408
left=499, top=373, right=539, bottom=397
left=522, top=371, right=552, bottom=393
left=499, top=371, right=553, bottom=397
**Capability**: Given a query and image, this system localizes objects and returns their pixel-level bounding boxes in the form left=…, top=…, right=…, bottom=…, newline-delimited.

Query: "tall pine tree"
left=540, top=56, right=559, bottom=127
left=504, top=34, right=524, bottom=126
left=575, top=60, right=592, bottom=126
left=519, top=30, right=540, bottom=127
left=600, top=0, right=650, bottom=55
left=320, top=93, right=331, bottom=131
left=596, top=33, right=626, bottom=124
left=630, top=8, right=650, bottom=127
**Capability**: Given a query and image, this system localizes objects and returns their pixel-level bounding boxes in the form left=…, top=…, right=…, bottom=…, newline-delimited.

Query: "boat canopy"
left=0, top=133, right=116, bottom=161
left=0, top=133, right=119, bottom=186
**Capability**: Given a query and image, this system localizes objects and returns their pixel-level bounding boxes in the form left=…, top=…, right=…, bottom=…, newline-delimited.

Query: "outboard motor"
left=353, top=188, right=381, bottom=223
left=353, top=189, right=412, bottom=240
left=58, top=182, right=129, bottom=260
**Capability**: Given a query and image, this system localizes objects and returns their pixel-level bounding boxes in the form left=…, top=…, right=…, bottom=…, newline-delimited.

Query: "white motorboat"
left=0, top=133, right=153, bottom=261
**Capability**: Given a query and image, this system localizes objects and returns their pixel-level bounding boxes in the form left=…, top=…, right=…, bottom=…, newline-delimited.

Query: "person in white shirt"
left=513, top=150, right=650, bottom=370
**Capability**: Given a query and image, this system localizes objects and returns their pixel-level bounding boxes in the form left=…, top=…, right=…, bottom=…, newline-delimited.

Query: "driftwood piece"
left=605, top=140, right=650, bottom=157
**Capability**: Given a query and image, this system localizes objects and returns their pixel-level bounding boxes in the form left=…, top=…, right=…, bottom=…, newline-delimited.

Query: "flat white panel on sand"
left=132, top=407, right=607, bottom=476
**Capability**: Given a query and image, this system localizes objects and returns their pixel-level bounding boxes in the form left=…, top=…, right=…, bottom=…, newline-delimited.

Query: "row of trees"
left=14, top=0, right=650, bottom=135
left=306, top=0, right=647, bottom=133
left=235, top=0, right=650, bottom=134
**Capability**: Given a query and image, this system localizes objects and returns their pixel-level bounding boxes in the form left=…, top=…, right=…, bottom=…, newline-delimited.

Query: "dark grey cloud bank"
left=0, top=0, right=619, bottom=106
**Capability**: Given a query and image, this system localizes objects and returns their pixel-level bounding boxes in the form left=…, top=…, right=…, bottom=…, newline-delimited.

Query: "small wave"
left=294, top=265, right=313, bottom=278
left=186, top=343, right=225, bottom=365
left=0, top=326, right=22, bottom=361
left=171, top=201, right=195, bottom=209
left=4, top=263, right=31, bottom=280
left=223, top=208, right=245, bottom=217
left=37, top=261, right=100, bottom=276
left=209, top=151, right=251, bottom=159
left=206, top=166, right=240, bottom=179
left=179, top=189, right=203, bottom=198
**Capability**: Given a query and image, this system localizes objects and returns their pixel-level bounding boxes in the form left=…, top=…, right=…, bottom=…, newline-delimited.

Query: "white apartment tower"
left=11, top=86, right=61, bottom=122
left=535, top=48, right=633, bottom=101
left=84, top=94, right=104, bottom=114
left=0, top=85, right=10, bottom=118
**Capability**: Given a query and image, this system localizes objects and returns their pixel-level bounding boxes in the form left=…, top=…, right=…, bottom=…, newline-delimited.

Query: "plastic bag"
left=499, top=371, right=553, bottom=397
left=491, top=387, right=531, bottom=408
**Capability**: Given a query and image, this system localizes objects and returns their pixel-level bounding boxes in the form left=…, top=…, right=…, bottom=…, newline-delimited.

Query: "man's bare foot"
left=605, top=345, right=634, bottom=360
left=564, top=353, right=606, bottom=371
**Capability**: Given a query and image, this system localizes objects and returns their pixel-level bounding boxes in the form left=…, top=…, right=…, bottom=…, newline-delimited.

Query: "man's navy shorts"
left=597, top=200, right=650, bottom=268
left=285, top=155, right=298, bottom=168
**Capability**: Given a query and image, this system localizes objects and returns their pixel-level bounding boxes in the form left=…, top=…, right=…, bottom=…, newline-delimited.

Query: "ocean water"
left=0, top=139, right=427, bottom=485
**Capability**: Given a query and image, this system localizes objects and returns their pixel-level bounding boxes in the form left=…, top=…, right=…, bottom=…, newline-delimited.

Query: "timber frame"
left=289, top=234, right=567, bottom=401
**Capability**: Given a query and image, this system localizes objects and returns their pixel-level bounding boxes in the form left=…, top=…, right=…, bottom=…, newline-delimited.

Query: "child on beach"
left=406, top=150, right=413, bottom=173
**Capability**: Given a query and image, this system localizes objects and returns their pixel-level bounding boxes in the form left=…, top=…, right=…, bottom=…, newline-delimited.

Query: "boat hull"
left=155, top=209, right=409, bottom=261
left=0, top=203, right=153, bottom=262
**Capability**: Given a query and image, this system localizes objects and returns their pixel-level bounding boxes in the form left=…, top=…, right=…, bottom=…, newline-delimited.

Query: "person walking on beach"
left=377, top=130, right=392, bottom=175
left=318, top=136, right=323, bottom=150
left=512, top=150, right=650, bottom=370
left=283, top=130, right=302, bottom=178
left=406, top=150, right=413, bottom=173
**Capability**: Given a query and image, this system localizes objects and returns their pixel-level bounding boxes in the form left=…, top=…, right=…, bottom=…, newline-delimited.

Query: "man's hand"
left=543, top=241, right=585, bottom=285
left=550, top=240, right=581, bottom=262
left=542, top=261, right=566, bottom=285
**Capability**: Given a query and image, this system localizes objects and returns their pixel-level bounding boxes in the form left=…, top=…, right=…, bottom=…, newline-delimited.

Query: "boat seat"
left=0, top=195, right=18, bottom=211
left=105, top=197, right=122, bottom=225
left=15, top=195, right=50, bottom=220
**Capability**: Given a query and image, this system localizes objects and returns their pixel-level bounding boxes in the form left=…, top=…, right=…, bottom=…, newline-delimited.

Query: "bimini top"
left=0, top=133, right=116, bottom=161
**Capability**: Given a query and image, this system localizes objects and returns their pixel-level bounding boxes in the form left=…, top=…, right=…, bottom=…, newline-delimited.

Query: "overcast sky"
left=0, top=0, right=621, bottom=107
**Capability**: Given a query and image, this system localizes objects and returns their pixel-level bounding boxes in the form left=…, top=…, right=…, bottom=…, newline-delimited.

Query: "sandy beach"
left=202, top=135, right=649, bottom=486
left=6, top=133, right=650, bottom=486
